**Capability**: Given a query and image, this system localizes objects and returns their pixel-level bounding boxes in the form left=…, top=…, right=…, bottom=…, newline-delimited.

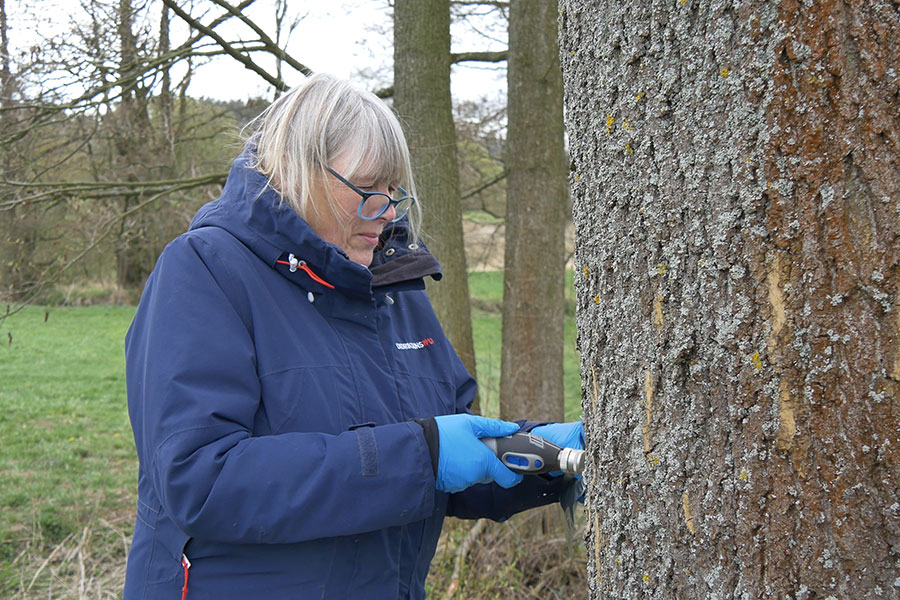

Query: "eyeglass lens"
left=359, top=192, right=413, bottom=221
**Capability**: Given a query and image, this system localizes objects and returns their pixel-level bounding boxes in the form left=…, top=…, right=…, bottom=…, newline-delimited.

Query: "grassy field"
left=0, top=272, right=583, bottom=598
left=0, top=306, right=137, bottom=597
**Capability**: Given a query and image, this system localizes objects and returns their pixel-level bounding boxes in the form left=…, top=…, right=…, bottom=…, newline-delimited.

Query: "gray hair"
left=247, top=73, right=421, bottom=242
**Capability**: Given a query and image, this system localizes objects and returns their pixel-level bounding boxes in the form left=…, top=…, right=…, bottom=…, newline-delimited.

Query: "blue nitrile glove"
left=531, top=421, right=585, bottom=482
left=434, top=414, right=525, bottom=493
left=530, top=421, right=584, bottom=451
left=533, top=421, right=587, bottom=505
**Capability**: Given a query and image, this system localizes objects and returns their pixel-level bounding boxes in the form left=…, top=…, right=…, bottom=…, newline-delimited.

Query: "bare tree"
left=113, top=0, right=155, bottom=287
left=499, top=0, right=567, bottom=423
left=560, top=0, right=900, bottom=597
left=0, top=0, right=14, bottom=298
left=0, top=0, right=9, bottom=107
left=455, top=99, right=507, bottom=213
left=393, top=0, right=482, bottom=411
left=272, top=0, right=304, bottom=99
left=0, top=0, right=315, bottom=304
left=158, top=0, right=174, bottom=162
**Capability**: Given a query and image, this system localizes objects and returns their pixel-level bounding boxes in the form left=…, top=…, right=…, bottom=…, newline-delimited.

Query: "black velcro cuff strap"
left=412, top=417, right=439, bottom=476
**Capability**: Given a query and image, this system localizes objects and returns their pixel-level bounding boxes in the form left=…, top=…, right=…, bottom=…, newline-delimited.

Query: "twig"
left=206, top=0, right=312, bottom=76
left=78, top=543, right=86, bottom=600
left=2, top=172, right=227, bottom=191
left=79, top=523, right=93, bottom=600
left=460, top=169, right=507, bottom=201
left=163, top=0, right=287, bottom=91
left=26, top=533, right=75, bottom=592
left=100, top=518, right=130, bottom=559
left=441, top=518, right=486, bottom=600
left=0, top=172, right=228, bottom=210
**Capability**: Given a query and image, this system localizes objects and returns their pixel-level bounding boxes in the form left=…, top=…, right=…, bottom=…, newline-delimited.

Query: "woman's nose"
left=379, top=201, right=397, bottom=222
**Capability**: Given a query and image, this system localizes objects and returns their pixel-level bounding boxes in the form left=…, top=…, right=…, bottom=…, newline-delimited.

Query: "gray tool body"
left=482, top=432, right=584, bottom=475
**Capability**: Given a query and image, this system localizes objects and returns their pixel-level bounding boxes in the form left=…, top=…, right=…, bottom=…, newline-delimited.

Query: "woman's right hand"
left=433, top=414, right=524, bottom=493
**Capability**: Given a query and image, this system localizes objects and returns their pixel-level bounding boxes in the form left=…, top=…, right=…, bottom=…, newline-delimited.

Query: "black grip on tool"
left=482, top=432, right=563, bottom=475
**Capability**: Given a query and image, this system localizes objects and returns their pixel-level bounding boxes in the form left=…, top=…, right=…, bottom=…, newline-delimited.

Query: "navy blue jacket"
left=123, top=147, right=568, bottom=599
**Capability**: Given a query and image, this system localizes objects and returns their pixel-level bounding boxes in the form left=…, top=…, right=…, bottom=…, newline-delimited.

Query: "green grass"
left=0, top=305, right=137, bottom=596
left=0, top=271, right=581, bottom=596
left=462, top=210, right=505, bottom=225
left=469, top=270, right=582, bottom=421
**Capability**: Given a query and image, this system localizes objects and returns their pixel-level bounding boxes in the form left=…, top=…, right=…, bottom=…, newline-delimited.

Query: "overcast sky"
left=6, top=0, right=507, bottom=104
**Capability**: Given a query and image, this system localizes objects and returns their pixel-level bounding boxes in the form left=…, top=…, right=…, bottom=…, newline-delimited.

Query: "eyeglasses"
left=326, top=167, right=415, bottom=222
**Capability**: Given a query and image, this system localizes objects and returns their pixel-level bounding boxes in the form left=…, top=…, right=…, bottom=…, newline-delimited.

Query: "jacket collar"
left=371, top=222, right=442, bottom=291
left=190, top=145, right=441, bottom=295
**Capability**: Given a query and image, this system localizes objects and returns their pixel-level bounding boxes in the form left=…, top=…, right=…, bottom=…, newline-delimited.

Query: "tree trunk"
left=114, top=0, right=153, bottom=289
left=500, top=0, right=568, bottom=422
left=158, top=1, right=175, bottom=167
left=0, top=0, right=9, bottom=107
left=0, top=0, right=17, bottom=299
left=559, top=0, right=900, bottom=597
left=118, top=0, right=137, bottom=108
left=394, top=0, right=481, bottom=412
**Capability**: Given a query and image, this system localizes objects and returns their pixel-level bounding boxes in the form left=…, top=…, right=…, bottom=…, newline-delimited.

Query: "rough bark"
left=394, top=0, right=481, bottom=411
left=500, top=0, right=568, bottom=422
left=559, top=0, right=900, bottom=598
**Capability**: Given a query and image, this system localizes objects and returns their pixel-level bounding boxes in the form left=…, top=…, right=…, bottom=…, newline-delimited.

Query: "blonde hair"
left=248, top=73, right=421, bottom=242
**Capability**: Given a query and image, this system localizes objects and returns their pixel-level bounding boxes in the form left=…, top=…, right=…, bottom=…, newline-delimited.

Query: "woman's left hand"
left=531, top=421, right=586, bottom=503
left=530, top=421, right=584, bottom=451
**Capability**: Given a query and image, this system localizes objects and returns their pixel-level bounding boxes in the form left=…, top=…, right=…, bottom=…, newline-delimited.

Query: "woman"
left=123, top=73, right=583, bottom=599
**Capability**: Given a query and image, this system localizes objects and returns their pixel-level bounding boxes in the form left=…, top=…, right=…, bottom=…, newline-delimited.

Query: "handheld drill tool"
left=484, top=432, right=586, bottom=536
left=482, top=432, right=584, bottom=476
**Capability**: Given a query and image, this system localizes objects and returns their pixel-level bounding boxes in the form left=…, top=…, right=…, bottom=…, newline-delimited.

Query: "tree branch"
left=206, top=0, right=312, bottom=77
left=451, top=1, right=509, bottom=6
left=451, top=50, right=508, bottom=64
left=3, top=1, right=258, bottom=127
left=2, top=173, right=227, bottom=191
left=36, top=177, right=223, bottom=290
left=461, top=169, right=507, bottom=200
left=441, top=519, right=487, bottom=600
left=374, top=85, right=393, bottom=99
left=0, top=173, right=228, bottom=209
left=162, top=0, right=288, bottom=92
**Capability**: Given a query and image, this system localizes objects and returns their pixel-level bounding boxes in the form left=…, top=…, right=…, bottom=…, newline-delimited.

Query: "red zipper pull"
left=181, top=554, right=191, bottom=600
left=275, top=254, right=336, bottom=289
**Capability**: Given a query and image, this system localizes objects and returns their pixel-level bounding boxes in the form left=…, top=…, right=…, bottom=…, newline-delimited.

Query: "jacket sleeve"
left=445, top=474, right=572, bottom=521
left=442, top=356, right=571, bottom=521
left=126, top=234, right=435, bottom=544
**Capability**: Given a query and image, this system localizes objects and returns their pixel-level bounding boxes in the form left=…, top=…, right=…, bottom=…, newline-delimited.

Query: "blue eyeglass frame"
left=326, top=167, right=415, bottom=222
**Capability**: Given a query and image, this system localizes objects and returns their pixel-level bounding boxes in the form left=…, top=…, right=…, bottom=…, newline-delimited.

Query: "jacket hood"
left=190, top=145, right=441, bottom=294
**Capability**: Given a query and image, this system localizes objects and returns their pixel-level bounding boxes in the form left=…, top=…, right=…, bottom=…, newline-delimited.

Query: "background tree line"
left=0, top=0, right=263, bottom=301
left=1, top=2, right=511, bottom=297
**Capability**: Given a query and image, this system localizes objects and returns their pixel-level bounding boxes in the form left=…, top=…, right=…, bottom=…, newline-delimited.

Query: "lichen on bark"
left=559, top=0, right=900, bottom=597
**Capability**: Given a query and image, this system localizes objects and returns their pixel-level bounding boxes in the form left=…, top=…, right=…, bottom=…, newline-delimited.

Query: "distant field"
left=0, top=305, right=136, bottom=597
left=0, top=271, right=581, bottom=597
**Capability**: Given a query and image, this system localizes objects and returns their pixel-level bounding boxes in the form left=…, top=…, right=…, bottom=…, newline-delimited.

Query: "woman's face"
left=306, top=159, right=396, bottom=267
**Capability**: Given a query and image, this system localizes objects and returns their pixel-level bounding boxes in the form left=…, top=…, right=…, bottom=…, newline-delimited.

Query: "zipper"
left=181, top=554, right=191, bottom=600
left=276, top=254, right=336, bottom=289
